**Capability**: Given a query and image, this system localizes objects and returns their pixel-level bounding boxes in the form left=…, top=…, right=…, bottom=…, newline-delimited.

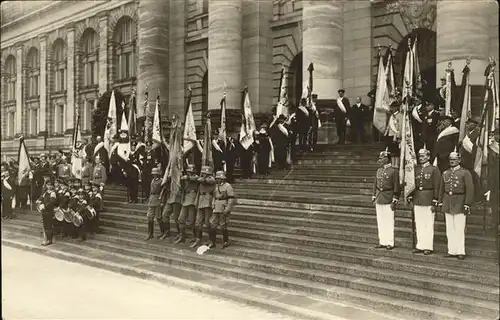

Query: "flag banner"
left=220, top=94, right=227, bottom=149
left=143, top=89, right=150, bottom=139
left=458, top=63, right=471, bottom=142
left=183, top=92, right=197, bottom=153
left=373, top=53, right=390, bottom=134
left=117, top=112, right=131, bottom=160
left=202, top=114, right=213, bottom=169
left=71, top=114, right=83, bottom=179
left=162, top=119, right=183, bottom=194
left=402, top=40, right=413, bottom=99
left=128, top=90, right=137, bottom=138
left=412, top=38, right=422, bottom=95
left=104, top=90, right=117, bottom=155
left=17, top=137, right=31, bottom=186
left=152, top=95, right=162, bottom=143
left=402, top=105, right=417, bottom=200
left=276, top=66, right=289, bottom=117
left=386, top=50, right=396, bottom=96
left=240, top=88, right=256, bottom=150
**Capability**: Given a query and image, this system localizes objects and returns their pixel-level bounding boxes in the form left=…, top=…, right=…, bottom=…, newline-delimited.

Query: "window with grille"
left=54, top=104, right=65, bottom=134
left=5, top=56, right=16, bottom=101
left=53, top=40, right=66, bottom=92
left=27, top=48, right=40, bottom=97
left=82, top=29, right=99, bottom=87
left=114, top=17, right=136, bottom=81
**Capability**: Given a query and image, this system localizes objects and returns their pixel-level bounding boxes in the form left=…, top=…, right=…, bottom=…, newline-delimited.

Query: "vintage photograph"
left=1, top=0, right=499, bottom=319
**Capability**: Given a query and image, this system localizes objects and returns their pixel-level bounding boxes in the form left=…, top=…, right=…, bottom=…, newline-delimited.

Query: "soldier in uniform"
left=159, top=169, right=184, bottom=240
left=142, top=148, right=154, bottom=200
left=408, top=146, right=441, bottom=255
left=92, top=155, right=107, bottom=192
left=438, top=149, right=474, bottom=260
left=175, top=164, right=199, bottom=244
left=146, top=168, right=163, bottom=240
left=208, top=171, right=236, bottom=249
left=371, top=149, right=400, bottom=250
left=57, top=155, right=71, bottom=181
left=36, top=177, right=57, bottom=246
left=81, top=157, right=93, bottom=185
left=191, top=166, right=216, bottom=248
left=90, top=182, right=103, bottom=234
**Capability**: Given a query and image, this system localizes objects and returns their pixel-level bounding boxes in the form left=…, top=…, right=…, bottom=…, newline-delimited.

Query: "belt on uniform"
left=446, top=192, right=464, bottom=195
left=417, top=187, right=434, bottom=191
left=377, top=188, right=393, bottom=192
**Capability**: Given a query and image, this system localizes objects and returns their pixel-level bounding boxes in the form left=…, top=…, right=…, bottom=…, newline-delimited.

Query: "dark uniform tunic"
left=372, top=165, right=400, bottom=205
left=209, top=182, right=236, bottom=230
left=411, top=164, right=441, bottom=206
left=147, top=177, right=163, bottom=221
left=195, top=176, right=216, bottom=229
left=438, top=166, right=474, bottom=214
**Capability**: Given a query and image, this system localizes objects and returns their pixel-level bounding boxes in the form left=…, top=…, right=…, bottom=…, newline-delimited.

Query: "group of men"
left=145, top=164, right=236, bottom=249
left=35, top=177, right=104, bottom=246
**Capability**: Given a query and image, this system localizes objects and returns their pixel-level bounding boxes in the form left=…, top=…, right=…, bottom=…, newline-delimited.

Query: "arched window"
left=26, top=47, right=39, bottom=97
left=114, top=17, right=136, bottom=81
left=4, top=55, right=16, bottom=101
left=52, top=39, right=67, bottom=92
left=81, top=29, right=99, bottom=87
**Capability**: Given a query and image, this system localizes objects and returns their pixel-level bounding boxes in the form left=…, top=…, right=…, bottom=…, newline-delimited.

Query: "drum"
left=36, top=202, right=45, bottom=214
left=54, top=208, right=65, bottom=222
left=72, top=212, right=83, bottom=227
left=86, top=206, right=96, bottom=219
left=64, top=209, right=74, bottom=223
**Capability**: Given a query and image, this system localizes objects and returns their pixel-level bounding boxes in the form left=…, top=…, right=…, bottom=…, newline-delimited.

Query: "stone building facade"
left=1, top=0, right=498, bottom=159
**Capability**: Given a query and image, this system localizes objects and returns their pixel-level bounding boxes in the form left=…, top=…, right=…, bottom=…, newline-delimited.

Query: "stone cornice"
left=98, top=10, right=109, bottom=20
left=65, top=22, right=76, bottom=31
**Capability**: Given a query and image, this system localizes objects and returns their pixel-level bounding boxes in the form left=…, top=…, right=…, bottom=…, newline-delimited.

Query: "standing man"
left=422, top=102, right=440, bottom=159
left=371, top=149, right=400, bottom=250
left=349, top=97, right=369, bottom=144
left=308, top=94, right=320, bottom=151
left=208, top=171, right=236, bottom=249
left=408, top=146, right=441, bottom=255
left=226, top=134, right=237, bottom=183
left=1, top=164, right=15, bottom=219
left=438, top=150, right=474, bottom=260
left=81, top=157, right=93, bottom=186
left=175, top=165, right=199, bottom=244
left=296, top=98, right=310, bottom=152
left=433, top=115, right=459, bottom=173
left=146, top=168, right=163, bottom=240
left=57, top=156, right=71, bottom=181
left=36, top=176, right=57, bottom=246
left=212, top=131, right=225, bottom=172
left=159, top=173, right=183, bottom=240
left=192, top=166, right=215, bottom=248
left=92, top=155, right=107, bottom=191
left=411, top=96, right=425, bottom=152
left=334, top=89, right=350, bottom=145
left=435, top=77, right=447, bottom=111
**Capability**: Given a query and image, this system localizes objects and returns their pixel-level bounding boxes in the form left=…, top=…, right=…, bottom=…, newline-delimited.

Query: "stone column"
left=208, top=0, right=242, bottom=111
left=99, top=11, right=109, bottom=95
left=15, top=44, right=23, bottom=135
left=66, top=24, right=75, bottom=133
left=302, top=0, right=343, bottom=99
left=242, top=0, right=273, bottom=115
left=168, top=0, right=186, bottom=118
left=39, top=34, right=47, bottom=135
left=137, top=0, right=169, bottom=117
left=436, top=1, right=490, bottom=86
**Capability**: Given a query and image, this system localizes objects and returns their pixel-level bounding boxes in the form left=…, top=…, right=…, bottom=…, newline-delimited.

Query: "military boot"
left=173, top=222, right=181, bottom=241
left=190, top=229, right=202, bottom=248
left=47, top=231, right=54, bottom=245
left=41, top=230, right=50, bottom=246
left=222, top=229, right=229, bottom=249
left=146, top=221, right=154, bottom=240
left=208, top=229, right=216, bottom=249
left=174, top=227, right=185, bottom=244
left=160, top=221, right=170, bottom=239
left=156, top=219, right=164, bottom=238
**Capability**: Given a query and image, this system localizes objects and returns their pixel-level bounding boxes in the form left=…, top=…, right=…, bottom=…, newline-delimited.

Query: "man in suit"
left=308, top=94, right=320, bottom=151
left=334, top=89, right=350, bottom=145
left=349, top=96, right=369, bottom=144
left=371, top=149, right=400, bottom=250
left=435, top=77, right=447, bottom=111
left=408, top=146, right=441, bottom=255
left=438, top=150, right=474, bottom=260
left=1, top=163, right=15, bottom=219
left=422, top=102, right=440, bottom=160
left=296, top=98, right=310, bottom=152
left=411, top=96, right=425, bottom=152
left=433, top=115, right=459, bottom=173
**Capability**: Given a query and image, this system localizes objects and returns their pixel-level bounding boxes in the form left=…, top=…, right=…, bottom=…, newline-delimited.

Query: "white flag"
left=117, top=112, right=131, bottom=160
left=104, top=90, right=117, bottom=154
left=152, top=97, right=162, bottom=143
left=71, top=114, right=83, bottom=179
left=17, top=138, right=31, bottom=185
left=240, top=89, right=256, bottom=150
left=183, top=98, right=197, bottom=152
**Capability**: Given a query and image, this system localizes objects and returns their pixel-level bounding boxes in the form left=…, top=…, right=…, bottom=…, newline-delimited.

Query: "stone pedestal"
left=303, top=1, right=343, bottom=99
left=39, top=34, right=47, bottom=135
left=66, top=25, right=75, bottom=133
left=208, top=0, right=243, bottom=111
left=242, top=0, right=273, bottom=114
left=137, top=0, right=170, bottom=117
left=436, top=1, right=490, bottom=87
left=15, top=44, right=23, bottom=135
left=99, top=12, right=109, bottom=95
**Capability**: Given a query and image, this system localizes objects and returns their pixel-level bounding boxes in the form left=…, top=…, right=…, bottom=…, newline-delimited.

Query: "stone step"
left=2, top=222, right=497, bottom=320
left=296, top=158, right=379, bottom=165
left=8, top=213, right=498, bottom=276
left=104, top=194, right=492, bottom=226
left=95, top=206, right=494, bottom=248
left=0, top=230, right=380, bottom=320
left=240, top=178, right=374, bottom=189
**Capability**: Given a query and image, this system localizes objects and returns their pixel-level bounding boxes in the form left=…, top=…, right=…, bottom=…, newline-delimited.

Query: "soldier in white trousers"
left=371, top=149, right=400, bottom=250
left=408, top=146, right=441, bottom=255
left=438, top=149, right=474, bottom=260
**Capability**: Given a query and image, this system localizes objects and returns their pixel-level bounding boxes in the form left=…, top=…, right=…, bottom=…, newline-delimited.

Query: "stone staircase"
left=2, top=144, right=499, bottom=320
